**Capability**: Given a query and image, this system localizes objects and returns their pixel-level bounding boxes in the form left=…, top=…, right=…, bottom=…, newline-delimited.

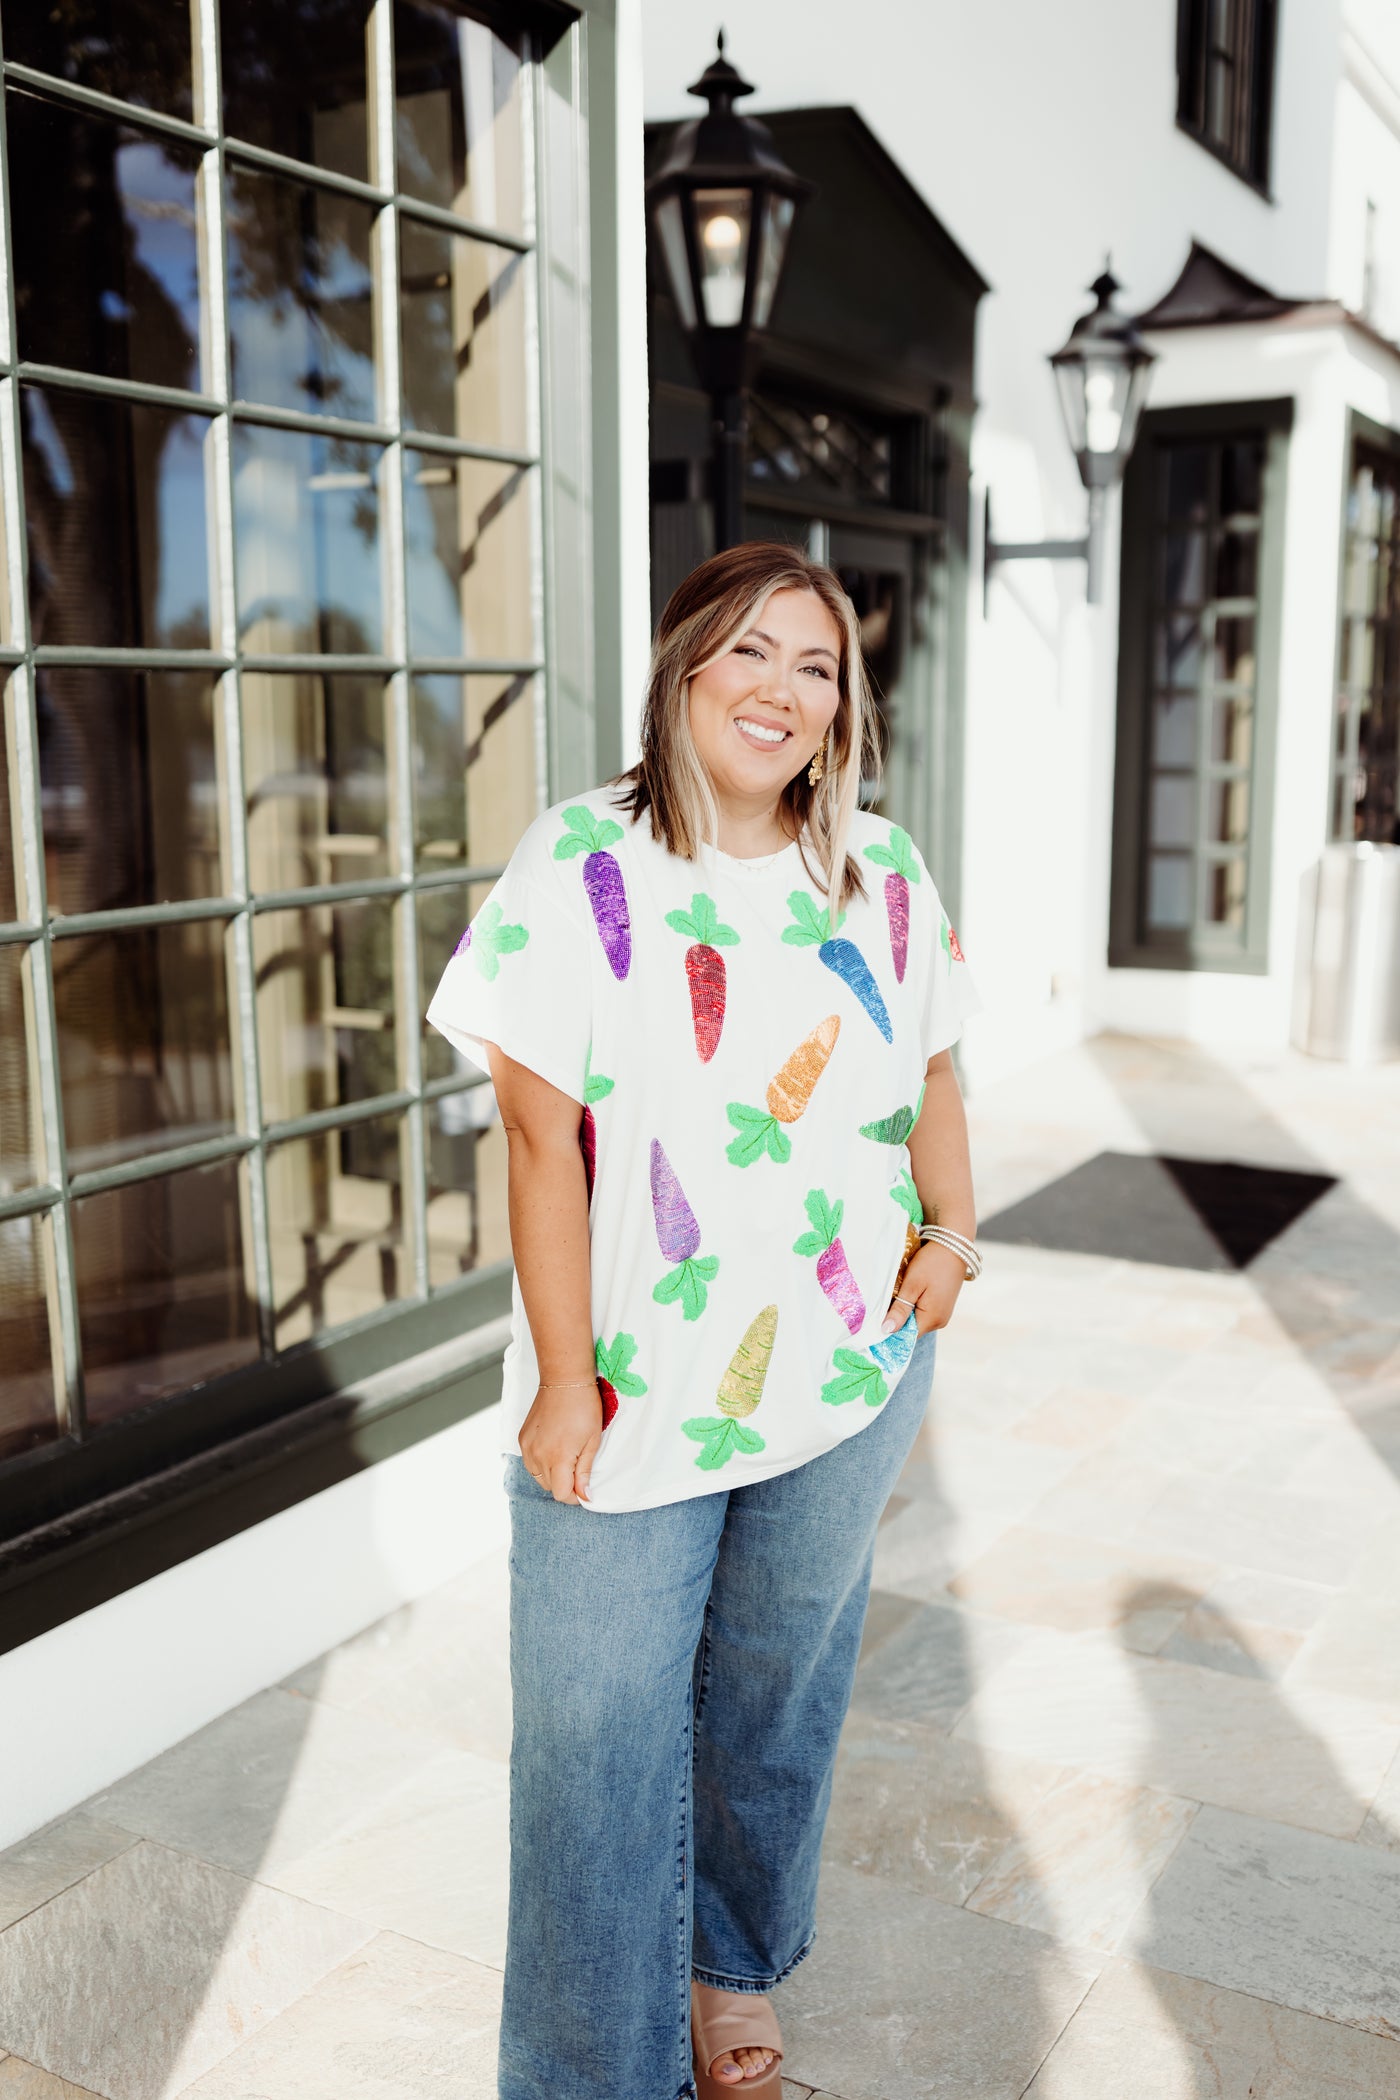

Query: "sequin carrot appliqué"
left=726, top=1015, right=841, bottom=1166
left=553, top=806, right=631, bottom=979
left=580, top=1046, right=613, bottom=1201
left=682, top=1305, right=777, bottom=1470
left=782, top=891, right=892, bottom=1040
left=594, top=1331, right=646, bottom=1430
left=665, top=892, right=739, bottom=1061
left=794, top=1188, right=866, bottom=1334
left=862, top=827, right=921, bottom=982
left=457, top=900, right=528, bottom=979
left=650, top=1140, right=719, bottom=1320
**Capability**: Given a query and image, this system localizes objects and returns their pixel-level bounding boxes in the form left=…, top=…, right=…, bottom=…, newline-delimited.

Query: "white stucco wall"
left=640, top=0, right=1400, bottom=1083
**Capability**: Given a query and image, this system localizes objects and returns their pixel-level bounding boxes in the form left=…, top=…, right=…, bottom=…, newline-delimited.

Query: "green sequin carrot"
left=682, top=1305, right=777, bottom=1470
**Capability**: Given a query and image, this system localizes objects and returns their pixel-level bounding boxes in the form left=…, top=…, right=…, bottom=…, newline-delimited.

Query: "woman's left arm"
left=886, top=1048, right=976, bottom=1335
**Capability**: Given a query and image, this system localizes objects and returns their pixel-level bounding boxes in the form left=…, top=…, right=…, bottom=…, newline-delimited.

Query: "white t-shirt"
left=426, top=786, right=980, bottom=1512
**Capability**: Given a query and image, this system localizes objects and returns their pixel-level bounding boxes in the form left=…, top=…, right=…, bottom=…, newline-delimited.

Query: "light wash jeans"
left=498, top=1332, right=937, bottom=2100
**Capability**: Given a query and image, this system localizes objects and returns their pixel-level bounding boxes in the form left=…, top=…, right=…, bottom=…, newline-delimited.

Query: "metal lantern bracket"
left=983, top=485, right=1105, bottom=615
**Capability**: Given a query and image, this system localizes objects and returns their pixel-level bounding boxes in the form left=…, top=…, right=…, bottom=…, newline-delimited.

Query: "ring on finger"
left=892, top=1293, right=919, bottom=1310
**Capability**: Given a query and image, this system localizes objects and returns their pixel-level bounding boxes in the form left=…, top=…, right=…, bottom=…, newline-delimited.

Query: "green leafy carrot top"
left=782, top=891, right=846, bottom=947
left=469, top=901, right=529, bottom=981
left=793, top=1188, right=844, bottom=1255
left=554, top=806, right=624, bottom=859
left=863, top=827, right=920, bottom=880
left=583, top=1045, right=614, bottom=1106
left=665, top=893, right=739, bottom=946
left=595, top=1331, right=647, bottom=1396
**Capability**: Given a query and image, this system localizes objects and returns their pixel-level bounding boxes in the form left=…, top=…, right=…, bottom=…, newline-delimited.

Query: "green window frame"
left=0, top=0, right=605, bottom=1595
left=1110, top=398, right=1291, bottom=975
left=1332, top=414, right=1400, bottom=844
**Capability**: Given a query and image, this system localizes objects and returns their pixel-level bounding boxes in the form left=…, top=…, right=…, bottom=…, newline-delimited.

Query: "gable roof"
left=1133, top=240, right=1314, bottom=329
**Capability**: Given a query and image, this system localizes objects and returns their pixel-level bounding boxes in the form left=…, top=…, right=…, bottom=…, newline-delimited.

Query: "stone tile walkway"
left=2, top=1033, right=1398, bottom=2099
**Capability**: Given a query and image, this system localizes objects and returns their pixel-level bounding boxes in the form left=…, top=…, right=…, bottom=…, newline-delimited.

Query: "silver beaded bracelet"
left=917, top=1223, right=982, bottom=1281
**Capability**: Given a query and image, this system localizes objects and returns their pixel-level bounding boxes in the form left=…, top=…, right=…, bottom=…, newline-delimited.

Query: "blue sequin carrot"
left=783, top=891, right=892, bottom=1040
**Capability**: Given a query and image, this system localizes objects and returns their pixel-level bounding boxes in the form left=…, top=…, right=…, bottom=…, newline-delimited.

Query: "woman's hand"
left=519, top=1381, right=605, bottom=1504
left=883, top=1239, right=965, bottom=1337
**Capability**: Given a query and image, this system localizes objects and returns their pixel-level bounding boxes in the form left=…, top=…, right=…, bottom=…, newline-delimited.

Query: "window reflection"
left=244, top=673, right=391, bottom=892
left=0, top=712, right=15, bottom=923
left=227, top=163, right=377, bottom=423
left=1, top=0, right=195, bottom=121
left=234, top=425, right=383, bottom=654
left=426, top=1090, right=509, bottom=1287
left=254, top=895, right=397, bottom=1125
left=53, top=922, right=236, bottom=1174
left=9, top=89, right=203, bottom=391
left=73, top=1157, right=259, bottom=1425
left=22, top=386, right=213, bottom=651
left=267, top=1114, right=410, bottom=1348
left=404, top=451, right=533, bottom=660
left=220, top=0, right=372, bottom=183
left=0, top=1212, right=58, bottom=1461
left=38, top=670, right=223, bottom=916
left=400, top=220, right=529, bottom=447
left=394, top=0, right=525, bottom=230
left=417, top=880, right=490, bottom=1083
left=1, top=949, right=39, bottom=1193
left=413, top=671, right=537, bottom=868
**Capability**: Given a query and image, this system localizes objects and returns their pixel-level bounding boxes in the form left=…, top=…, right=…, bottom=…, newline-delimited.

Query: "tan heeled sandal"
left=691, top=1981, right=784, bottom=2099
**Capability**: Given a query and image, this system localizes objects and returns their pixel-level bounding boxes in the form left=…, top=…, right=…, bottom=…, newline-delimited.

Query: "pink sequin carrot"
left=794, top=1188, right=866, bottom=1334
left=863, top=828, right=921, bottom=984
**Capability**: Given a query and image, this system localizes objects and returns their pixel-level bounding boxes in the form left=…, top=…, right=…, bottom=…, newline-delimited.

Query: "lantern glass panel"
left=1083, top=357, right=1132, bottom=457
left=752, top=191, right=795, bottom=328
left=693, top=187, right=752, bottom=329
left=653, top=193, right=696, bottom=330
left=1053, top=358, right=1088, bottom=459
left=1118, top=359, right=1155, bottom=464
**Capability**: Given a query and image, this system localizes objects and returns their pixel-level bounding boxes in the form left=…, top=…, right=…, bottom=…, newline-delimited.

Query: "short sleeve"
left=426, top=874, right=593, bottom=1104
left=919, top=883, right=981, bottom=1061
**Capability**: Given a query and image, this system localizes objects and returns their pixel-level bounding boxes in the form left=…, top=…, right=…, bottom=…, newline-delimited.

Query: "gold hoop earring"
left=808, top=738, right=827, bottom=788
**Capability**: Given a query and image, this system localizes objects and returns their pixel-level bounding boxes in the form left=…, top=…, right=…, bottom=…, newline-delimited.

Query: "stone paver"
left=1, top=1033, right=1398, bottom=2098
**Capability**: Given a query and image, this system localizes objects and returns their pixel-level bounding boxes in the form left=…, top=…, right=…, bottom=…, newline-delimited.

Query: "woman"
left=428, top=542, right=979, bottom=2100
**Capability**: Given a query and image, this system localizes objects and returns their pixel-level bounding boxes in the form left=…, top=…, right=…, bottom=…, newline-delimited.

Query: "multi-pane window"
left=1112, top=405, right=1286, bottom=973
left=1176, top=0, right=1278, bottom=191
left=1141, top=436, right=1262, bottom=947
left=1333, top=438, right=1400, bottom=844
left=0, top=0, right=553, bottom=1471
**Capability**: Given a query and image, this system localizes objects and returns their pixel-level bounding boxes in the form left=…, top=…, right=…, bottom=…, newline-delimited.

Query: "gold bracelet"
left=538, top=1377, right=598, bottom=1389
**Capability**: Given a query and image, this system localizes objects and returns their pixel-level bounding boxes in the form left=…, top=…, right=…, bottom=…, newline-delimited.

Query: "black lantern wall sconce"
left=986, top=267, right=1156, bottom=607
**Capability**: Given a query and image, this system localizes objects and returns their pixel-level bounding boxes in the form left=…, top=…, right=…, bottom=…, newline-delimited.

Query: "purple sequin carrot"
left=650, top=1140, right=700, bottom=1261
left=863, top=828, right=921, bottom=982
left=554, top=806, right=631, bottom=979
left=650, top=1139, right=719, bottom=1319
left=794, top=1188, right=866, bottom=1334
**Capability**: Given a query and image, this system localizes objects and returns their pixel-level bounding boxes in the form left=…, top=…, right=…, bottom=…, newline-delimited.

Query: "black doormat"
left=979, top=1151, right=1338, bottom=1272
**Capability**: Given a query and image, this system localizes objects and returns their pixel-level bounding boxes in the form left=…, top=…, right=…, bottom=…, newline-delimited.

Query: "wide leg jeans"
left=498, top=1333, right=936, bottom=2100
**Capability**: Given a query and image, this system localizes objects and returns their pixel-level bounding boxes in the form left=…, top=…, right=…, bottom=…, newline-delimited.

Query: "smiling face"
left=686, top=587, right=844, bottom=822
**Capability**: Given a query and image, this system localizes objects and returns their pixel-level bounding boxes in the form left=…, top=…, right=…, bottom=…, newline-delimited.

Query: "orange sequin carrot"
left=727, top=1016, right=842, bottom=1167
left=766, top=1015, right=841, bottom=1123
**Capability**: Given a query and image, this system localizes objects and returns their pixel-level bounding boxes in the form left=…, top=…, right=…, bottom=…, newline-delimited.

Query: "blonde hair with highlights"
left=616, top=544, right=881, bottom=921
